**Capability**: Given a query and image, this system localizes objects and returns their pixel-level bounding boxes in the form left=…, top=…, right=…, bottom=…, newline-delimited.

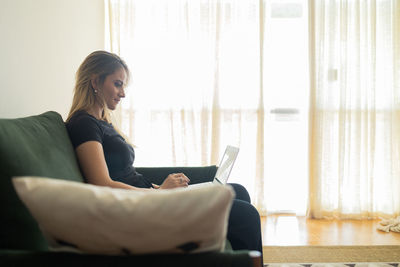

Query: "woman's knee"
left=228, top=183, right=251, bottom=203
left=229, top=199, right=261, bottom=227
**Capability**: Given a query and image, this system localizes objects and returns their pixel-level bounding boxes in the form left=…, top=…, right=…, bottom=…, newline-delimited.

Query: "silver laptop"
left=189, top=146, right=239, bottom=187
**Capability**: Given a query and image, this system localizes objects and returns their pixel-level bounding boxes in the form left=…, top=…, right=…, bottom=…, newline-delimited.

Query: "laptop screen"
left=215, top=146, right=239, bottom=184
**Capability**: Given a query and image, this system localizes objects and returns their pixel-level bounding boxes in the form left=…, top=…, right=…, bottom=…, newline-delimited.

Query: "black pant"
left=227, top=183, right=263, bottom=265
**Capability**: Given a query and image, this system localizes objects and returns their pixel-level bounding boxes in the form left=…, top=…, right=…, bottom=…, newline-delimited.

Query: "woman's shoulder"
left=65, top=110, right=104, bottom=135
left=67, top=110, right=103, bottom=130
left=65, top=110, right=104, bottom=147
left=67, top=110, right=98, bottom=124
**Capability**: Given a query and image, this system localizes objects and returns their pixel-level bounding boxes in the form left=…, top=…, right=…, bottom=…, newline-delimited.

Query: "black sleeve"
left=66, top=115, right=103, bottom=148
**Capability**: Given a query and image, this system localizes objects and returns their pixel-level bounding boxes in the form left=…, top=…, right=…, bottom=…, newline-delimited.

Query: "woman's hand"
left=159, top=173, right=190, bottom=189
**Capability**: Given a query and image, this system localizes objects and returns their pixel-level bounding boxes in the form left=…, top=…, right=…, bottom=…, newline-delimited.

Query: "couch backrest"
left=0, top=111, right=84, bottom=251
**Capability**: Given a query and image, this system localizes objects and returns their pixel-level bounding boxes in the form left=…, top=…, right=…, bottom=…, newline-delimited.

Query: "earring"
left=94, top=89, right=98, bottom=94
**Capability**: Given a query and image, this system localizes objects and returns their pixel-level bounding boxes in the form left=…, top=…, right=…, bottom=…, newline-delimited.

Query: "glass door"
left=263, top=0, right=309, bottom=214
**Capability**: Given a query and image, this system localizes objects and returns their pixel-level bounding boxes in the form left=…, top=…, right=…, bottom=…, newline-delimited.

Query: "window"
left=108, top=0, right=309, bottom=214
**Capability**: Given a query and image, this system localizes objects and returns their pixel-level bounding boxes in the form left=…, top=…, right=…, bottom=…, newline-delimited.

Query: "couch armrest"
left=135, top=166, right=217, bottom=186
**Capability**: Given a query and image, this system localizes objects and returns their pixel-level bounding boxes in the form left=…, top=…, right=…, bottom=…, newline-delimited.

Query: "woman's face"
left=98, top=68, right=127, bottom=110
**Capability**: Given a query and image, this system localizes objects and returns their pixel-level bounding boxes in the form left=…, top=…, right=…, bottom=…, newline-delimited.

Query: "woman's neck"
left=87, top=105, right=103, bottom=120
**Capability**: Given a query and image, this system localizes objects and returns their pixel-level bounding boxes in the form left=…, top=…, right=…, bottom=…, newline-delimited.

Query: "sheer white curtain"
left=106, top=0, right=267, bottom=212
left=308, top=0, right=400, bottom=219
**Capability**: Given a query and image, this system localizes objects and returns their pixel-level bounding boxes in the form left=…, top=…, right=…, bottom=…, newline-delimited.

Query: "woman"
left=65, top=51, right=263, bottom=261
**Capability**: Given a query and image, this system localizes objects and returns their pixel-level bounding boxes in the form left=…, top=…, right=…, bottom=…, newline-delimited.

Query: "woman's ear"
left=90, top=75, right=99, bottom=90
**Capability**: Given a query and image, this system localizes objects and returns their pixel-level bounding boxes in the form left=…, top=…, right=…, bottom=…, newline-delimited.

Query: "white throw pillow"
left=12, top=177, right=234, bottom=255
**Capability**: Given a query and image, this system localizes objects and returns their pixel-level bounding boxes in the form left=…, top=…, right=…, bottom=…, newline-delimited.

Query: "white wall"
left=0, top=0, right=104, bottom=119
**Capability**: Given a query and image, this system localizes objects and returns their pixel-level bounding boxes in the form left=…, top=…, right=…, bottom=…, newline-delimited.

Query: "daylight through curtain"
left=308, top=0, right=400, bottom=219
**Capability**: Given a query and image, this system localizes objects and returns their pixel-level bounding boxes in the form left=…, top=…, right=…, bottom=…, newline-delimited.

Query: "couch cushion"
left=0, top=111, right=84, bottom=251
left=13, top=177, right=234, bottom=255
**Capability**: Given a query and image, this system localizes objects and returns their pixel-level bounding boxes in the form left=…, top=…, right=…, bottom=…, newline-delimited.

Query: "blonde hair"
left=66, top=51, right=130, bottom=123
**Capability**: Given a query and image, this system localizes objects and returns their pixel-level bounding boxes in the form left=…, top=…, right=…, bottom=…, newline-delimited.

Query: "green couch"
left=0, top=111, right=260, bottom=267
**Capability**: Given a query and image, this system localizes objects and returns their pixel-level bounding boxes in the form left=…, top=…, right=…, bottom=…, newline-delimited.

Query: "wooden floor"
left=261, top=215, right=400, bottom=246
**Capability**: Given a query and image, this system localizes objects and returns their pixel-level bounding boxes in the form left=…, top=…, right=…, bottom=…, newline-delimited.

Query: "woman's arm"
left=75, top=141, right=149, bottom=191
left=75, top=141, right=190, bottom=190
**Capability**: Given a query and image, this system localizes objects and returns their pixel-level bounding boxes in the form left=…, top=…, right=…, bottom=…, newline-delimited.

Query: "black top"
left=65, top=110, right=151, bottom=188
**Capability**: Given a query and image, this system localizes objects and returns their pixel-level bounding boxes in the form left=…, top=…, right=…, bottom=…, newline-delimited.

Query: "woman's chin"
left=107, top=104, right=117, bottom=111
